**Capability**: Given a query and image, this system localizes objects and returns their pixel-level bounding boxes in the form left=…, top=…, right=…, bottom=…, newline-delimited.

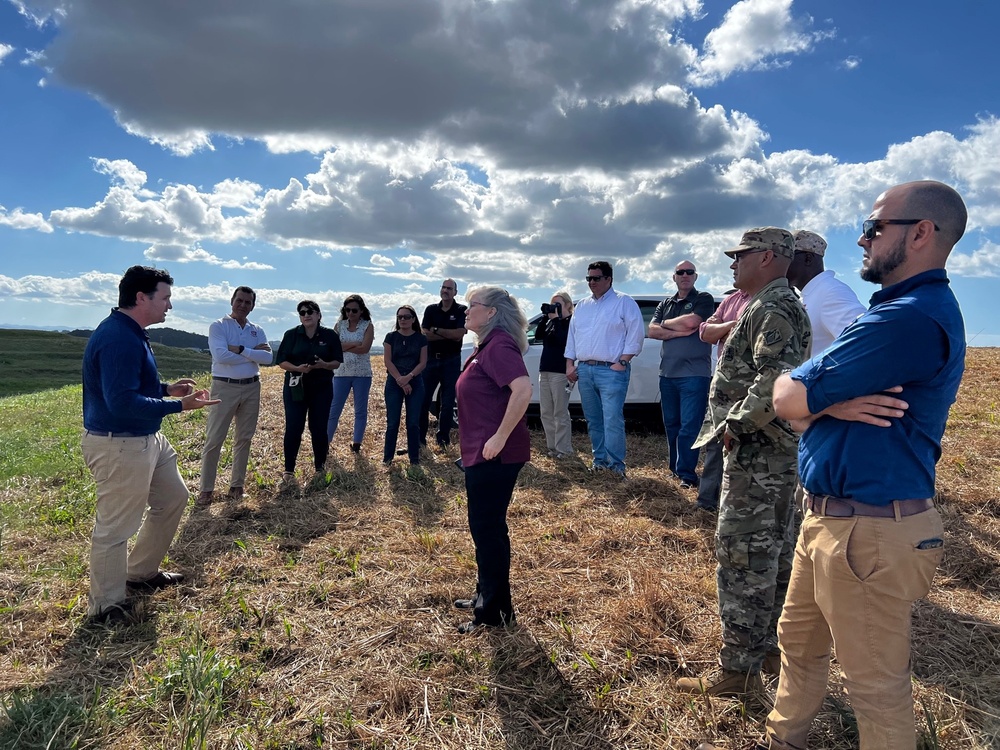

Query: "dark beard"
left=861, top=235, right=906, bottom=284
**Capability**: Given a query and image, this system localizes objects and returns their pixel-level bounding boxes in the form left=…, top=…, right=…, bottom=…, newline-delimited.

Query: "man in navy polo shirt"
left=762, top=181, right=968, bottom=750
left=82, top=266, right=219, bottom=626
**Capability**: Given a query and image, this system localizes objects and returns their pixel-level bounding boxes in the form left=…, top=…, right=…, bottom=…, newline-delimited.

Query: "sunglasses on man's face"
left=862, top=218, right=941, bottom=241
left=585, top=275, right=605, bottom=283
left=675, top=269, right=696, bottom=276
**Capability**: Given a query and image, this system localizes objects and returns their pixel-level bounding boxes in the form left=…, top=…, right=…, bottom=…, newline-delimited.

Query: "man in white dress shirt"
left=198, top=287, right=272, bottom=504
left=565, top=261, right=644, bottom=478
left=787, top=231, right=866, bottom=356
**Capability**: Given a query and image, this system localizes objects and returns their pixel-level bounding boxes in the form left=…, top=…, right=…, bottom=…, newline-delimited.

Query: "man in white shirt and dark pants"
left=198, top=286, right=272, bottom=505
left=565, top=261, right=644, bottom=479
left=787, top=231, right=866, bottom=356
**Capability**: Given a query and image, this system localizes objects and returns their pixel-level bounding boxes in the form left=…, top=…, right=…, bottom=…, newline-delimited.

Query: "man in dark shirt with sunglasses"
left=648, top=260, right=716, bottom=490
left=754, top=181, right=967, bottom=750
left=420, top=278, right=467, bottom=448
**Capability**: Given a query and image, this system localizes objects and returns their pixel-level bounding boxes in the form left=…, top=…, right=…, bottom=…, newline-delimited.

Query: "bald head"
left=885, top=181, right=968, bottom=250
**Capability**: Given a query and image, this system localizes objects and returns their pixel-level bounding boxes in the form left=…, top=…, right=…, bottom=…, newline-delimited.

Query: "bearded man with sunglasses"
left=751, top=181, right=968, bottom=750
left=648, top=260, right=716, bottom=490
left=564, top=261, right=644, bottom=478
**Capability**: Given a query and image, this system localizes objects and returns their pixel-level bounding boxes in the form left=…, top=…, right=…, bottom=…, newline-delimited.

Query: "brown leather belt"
left=581, top=360, right=614, bottom=366
left=804, top=492, right=934, bottom=519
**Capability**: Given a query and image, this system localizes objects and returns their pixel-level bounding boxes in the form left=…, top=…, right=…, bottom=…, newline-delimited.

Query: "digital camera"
left=540, top=302, right=562, bottom=315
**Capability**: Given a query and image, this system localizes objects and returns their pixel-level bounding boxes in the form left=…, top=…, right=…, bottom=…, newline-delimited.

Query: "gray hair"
left=467, top=286, right=528, bottom=353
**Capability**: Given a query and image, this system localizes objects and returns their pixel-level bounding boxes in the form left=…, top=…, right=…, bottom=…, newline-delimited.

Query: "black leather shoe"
left=453, top=598, right=476, bottom=609
left=86, top=600, right=139, bottom=627
left=126, top=571, right=185, bottom=593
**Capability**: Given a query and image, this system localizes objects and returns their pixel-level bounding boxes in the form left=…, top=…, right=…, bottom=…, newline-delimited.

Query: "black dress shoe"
left=85, top=600, right=139, bottom=627
left=126, top=571, right=185, bottom=593
left=453, top=598, right=476, bottom=609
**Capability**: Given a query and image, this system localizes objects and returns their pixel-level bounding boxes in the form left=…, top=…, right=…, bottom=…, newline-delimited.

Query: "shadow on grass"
left=0, top=616, right=159, bottom=749
left=488, top=627, right=615, bottom=749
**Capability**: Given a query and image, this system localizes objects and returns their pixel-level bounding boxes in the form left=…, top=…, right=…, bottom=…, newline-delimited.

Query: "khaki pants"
left=83, top=431, right=189, bottom=615
left=199, top=378, right=261, bottom=492
left=538, top=371, right=573, bottom=455
left=766, top=507, right=945, bottom=750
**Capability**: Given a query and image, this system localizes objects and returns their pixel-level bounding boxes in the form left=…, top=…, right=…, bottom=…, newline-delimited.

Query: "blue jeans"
left=384, top=376, right=425, bottom=463
left=420, top=355, right=460, bottom=444
left=659, top=375, right=710, bottom=483
left=327, top=376, right=372, bottom=443
left=577, top=362, right=630, bottom=473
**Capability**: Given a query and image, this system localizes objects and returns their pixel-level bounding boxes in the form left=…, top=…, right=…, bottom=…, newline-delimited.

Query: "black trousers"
left=283, top=378, right=333, bottom=472
left=464, top=459, right=524, bottom=626
left=420, top=354, right=460, bottom=443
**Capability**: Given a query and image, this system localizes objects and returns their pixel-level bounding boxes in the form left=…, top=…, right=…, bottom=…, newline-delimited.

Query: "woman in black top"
left=276, top=300, right=342, bottom=484
left=534, top=291, right=574, bottom=457
left=383, top=305, right=428, bottom=466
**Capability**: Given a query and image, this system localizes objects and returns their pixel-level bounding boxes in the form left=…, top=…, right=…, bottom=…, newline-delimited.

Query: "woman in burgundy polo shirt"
left=453, top=286, right=532, bottom=633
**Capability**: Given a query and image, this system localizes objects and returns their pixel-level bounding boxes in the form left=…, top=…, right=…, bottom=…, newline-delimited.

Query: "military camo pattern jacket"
left=694, top=277, right=811, bottom=451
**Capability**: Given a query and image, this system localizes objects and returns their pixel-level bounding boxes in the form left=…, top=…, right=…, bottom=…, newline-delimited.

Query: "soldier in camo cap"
left=677, top=227, right=811, bottom=700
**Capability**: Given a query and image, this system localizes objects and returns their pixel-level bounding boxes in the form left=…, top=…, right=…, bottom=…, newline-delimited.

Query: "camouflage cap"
left=725, top=227, right=795, bottom=260
left=792, top=229, right=827, bottom=257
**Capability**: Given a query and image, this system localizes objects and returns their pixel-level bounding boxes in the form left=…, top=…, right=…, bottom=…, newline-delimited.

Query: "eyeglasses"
left=862, top=219, right=941, bottom=241
left=396, top=314, right=414, bottom=320
left=585, top=275, right=605, bottom=283
left=468, top=301, right=491, bottom=310
left=298, top=309, right=317, bottom=316
left=344, top=308, right=360, bottom=314
left=732, top=249, right=768, bottom=263
left=675, top=269, right=696, bottom=276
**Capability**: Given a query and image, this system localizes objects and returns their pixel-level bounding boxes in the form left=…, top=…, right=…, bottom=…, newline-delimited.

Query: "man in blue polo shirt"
left=758, top=181, right=967, bottom=750
left=82, top=265, right=219, bottom=626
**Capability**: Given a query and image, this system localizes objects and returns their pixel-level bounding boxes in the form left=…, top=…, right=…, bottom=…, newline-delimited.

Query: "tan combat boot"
left=675, top=669, right=764, bottom=698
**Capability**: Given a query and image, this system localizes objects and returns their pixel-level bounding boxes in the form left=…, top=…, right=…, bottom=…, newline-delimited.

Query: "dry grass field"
left=1, top=350, right=999, bottom=749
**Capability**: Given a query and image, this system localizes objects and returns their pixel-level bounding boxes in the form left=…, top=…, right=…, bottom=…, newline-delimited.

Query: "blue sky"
left=2, top=0, right=999, bottom=345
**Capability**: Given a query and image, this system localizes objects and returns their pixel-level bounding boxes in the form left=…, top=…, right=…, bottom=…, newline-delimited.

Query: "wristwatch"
left=618, top=358, right=628, bottom=367
left=433, top=327, right=439, bottom=334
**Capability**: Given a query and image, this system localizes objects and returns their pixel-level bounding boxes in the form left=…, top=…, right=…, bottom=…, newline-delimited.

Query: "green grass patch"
left=0, top=329, right=211, bottom=398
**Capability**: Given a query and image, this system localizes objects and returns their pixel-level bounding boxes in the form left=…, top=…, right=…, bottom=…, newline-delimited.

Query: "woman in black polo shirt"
left=276, top=300, right=342, bottom=485
left=382, top=305, right=428, bottom=466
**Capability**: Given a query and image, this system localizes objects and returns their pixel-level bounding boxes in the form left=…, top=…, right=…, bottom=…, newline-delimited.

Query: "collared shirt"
left=208, top=315, right=271, bottom=379
left=564, top=288, right=644, bottom=363
left=651, top=287, right=715, bottom=377
left=800, top=270, right=866, bottom=355
left=82, top=308, right=182, bottom=434
left=791, top=269, right=965, bottom=505
left=699, top=290, right=751, bottom=354
left=275, top=325, right=343, bottom=385
left=422, top=302, right=467, bottom=357
left=457, top=329, right=530, bottom=467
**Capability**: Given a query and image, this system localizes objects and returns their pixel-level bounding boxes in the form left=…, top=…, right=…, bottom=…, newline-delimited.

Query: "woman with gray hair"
left=453, top=286, right=531, bottom=634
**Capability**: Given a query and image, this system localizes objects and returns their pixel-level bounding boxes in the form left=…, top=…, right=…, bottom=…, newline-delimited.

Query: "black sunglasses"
left=862, top=219, right=940, bottom=241
left=344, top=307, right=360, bottom=314
left=396, top=314, right=414, bottom=320
left=298, top=308, right=317, bottom=316
left=675, top=269, right=696, bottom=276
left=585, top=275, right=605, bottom=283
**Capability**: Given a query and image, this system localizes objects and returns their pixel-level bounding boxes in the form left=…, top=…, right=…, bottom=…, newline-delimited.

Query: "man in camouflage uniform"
left=677, top=228, right=811, bottom=699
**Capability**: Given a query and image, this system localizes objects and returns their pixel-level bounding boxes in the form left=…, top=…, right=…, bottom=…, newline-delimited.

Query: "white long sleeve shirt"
left=208, top=316, right=271, bottom=379
left=564, top=288, right=645, bottom=363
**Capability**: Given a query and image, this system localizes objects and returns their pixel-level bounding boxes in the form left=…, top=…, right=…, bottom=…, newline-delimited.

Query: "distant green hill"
left=0, top=329, right=212, bottom=398
left=67, top=326, right=209, bottom=350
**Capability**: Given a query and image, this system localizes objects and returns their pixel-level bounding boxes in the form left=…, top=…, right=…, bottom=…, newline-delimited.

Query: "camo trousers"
left=716, top=435, right=797, bottom=674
